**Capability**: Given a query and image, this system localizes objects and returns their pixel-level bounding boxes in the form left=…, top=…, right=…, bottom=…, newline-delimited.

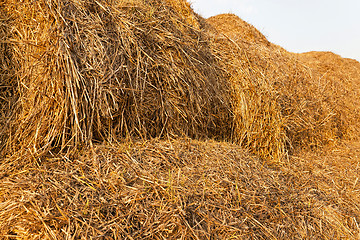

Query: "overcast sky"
left=190, top=0, right=360, bottom=61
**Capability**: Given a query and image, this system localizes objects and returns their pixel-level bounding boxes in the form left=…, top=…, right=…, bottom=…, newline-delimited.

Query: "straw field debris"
left=0, top=0, right=232, bottom=158
left=1, top=138, right=359, bottom=239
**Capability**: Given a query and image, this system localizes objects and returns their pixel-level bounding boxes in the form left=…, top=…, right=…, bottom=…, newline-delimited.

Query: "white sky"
left=190, top=0, right=360, bottom=61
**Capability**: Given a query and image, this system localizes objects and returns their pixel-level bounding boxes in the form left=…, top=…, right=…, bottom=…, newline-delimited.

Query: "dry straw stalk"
left=1, top=0, right=232, bottom=158
left=207, top=14, right=360, bottom=160
left=1, top=1, right=360, bottom=239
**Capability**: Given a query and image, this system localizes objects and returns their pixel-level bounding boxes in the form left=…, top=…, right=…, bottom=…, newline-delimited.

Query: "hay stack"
left=207, top=13, right=269, bottom=46
left=1, top=3, right=360, bottom=239
left=1, top=0, right=232, bottom=157
left=1, top=138, right=359, bottom=239
left=207, top=14, right=357, bottom=160
left=298, top=51, right=360, bottom=140
left=1, top=2, right=358, bottom=161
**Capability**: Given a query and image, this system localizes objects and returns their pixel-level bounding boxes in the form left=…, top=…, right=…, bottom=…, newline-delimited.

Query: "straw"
left=1, top=138, right=359, bottom=239
left=1, top=0, right=232, bottom=158
left=207, top=14, right=360, bottom=160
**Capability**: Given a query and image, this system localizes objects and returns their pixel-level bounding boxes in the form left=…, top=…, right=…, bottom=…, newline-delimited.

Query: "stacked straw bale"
left=1, top=3, right=359, bottom=161
left=207, top=13, right=270, bottom=46
left=1, top=0, right=232, bottom=157
left=298, top=51, right=360, bottom=140
left=207, top=14, right=359, bottom=160
left=1, top=2, right=360, bottom=239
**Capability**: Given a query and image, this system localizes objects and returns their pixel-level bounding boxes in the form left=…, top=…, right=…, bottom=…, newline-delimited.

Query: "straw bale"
left=1, top=0, right=232, bottom=157
left=1, top=3, right=360, bottom=239
left=298, top=51, right=360, bottom=140
left=1, top=138, right=359, bottom=239
left=207, top=14, right=357, bottom=160
left=207, top=13, right=269, bottom=46
left=0, top=2, right=16, bottom=154
left=165, top=0, right=200, bottom=30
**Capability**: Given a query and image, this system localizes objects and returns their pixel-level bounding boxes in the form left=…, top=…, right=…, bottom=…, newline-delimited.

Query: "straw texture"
left=1, top=2, right=360, bottom=239
left=0, top=2, right=16, bottom=154
left=1, top=0, right=232, bottom=157
left=1, top=138, right=359, bottom=239
left=207, top=14, right=360, bottom=160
